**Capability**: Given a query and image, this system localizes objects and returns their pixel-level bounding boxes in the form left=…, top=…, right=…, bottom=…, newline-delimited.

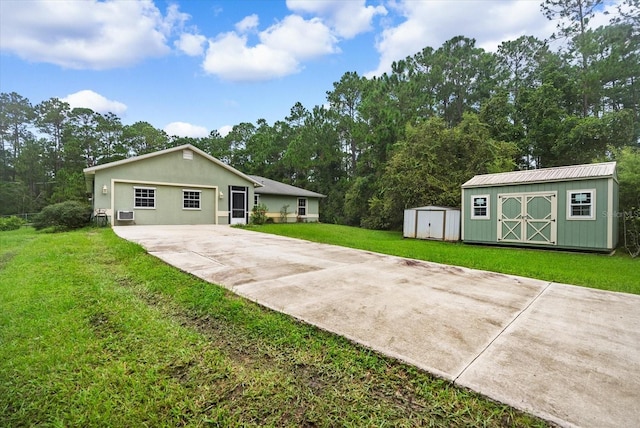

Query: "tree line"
left=1, top=0, right=639, bottom=230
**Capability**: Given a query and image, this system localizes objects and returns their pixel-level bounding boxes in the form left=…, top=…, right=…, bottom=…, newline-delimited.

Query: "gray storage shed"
left=461, top=162, right=618, bottom=252
left=403, top=206, right=461, bottom=241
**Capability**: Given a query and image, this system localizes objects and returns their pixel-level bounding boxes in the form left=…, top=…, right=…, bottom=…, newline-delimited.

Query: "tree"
left=122, top=121, right=168, bottom=156
left=0, top=92, right=34, bottom=181
left=542, top=0, right=604, bottom=117
left=615, top=147, right=640, bottom=256
left=431, top=36, right=497, bottom=126
left=373, top=114, right=516, bottom=229
left=34, top=98, right=71, bottom=177
left=327, top=71, right=368, bottom=175
left=96, top=112, right=126, bottom=164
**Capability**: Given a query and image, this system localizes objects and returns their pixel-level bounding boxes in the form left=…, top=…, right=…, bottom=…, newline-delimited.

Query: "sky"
left=0, top=0, right=619, bottom=138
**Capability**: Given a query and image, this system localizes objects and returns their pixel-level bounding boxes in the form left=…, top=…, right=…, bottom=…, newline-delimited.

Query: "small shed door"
left=498, top=192, right=557, bottom=245
left=416, top=210, right=445, bottom=240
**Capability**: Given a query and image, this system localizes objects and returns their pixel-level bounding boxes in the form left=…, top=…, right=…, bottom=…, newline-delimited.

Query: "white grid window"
left=134, top=187, right=155, bottom=209
left=183, top=190, right=201, bottom=210
left=254, top=194, right=260, bottom=206
left=471, top=195, right=490, bottom=219
left=567, top=190, right=595, bottom=220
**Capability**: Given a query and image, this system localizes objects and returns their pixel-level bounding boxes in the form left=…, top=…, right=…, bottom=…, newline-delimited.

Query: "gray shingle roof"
left=462, top=162, right=617, bottom=188
left=249, top=175, right=326, bottom=198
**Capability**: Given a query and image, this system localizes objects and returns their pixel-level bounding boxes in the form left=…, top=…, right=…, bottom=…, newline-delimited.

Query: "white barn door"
left=498, top=192, right=557, bottom=245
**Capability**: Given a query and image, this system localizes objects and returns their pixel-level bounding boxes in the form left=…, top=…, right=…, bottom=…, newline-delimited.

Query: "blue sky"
left=0, top=0, right=618, bottom=138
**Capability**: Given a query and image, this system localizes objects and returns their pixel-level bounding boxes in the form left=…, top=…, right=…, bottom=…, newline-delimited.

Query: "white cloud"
left=0, top=0, right=179, bottom=69
left=202, top=13, right=340, bottom=81
left=260, top=15, right=338, bottom=60
left=366, top=0, right=557, bottom=77
left=175, top=33, right=207, bottom=56
left=164, top=122, right=209, bottom=138
left=218, top=125, right=233, bottom=137
left=236, top=14, right=259, bottom=33
left=286, top=0, right=387, bottom=38
left=203, top=32, right=299, bottom=81
left=62, top=90, right=127, bottom=115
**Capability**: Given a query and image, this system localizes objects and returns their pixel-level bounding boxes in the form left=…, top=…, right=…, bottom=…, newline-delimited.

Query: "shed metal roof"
left=249, top=175, right=326, bottom=198
left=462, top=162, right=617, bottom=188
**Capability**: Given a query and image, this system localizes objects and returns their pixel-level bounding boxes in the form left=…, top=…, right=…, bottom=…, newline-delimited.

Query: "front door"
left=230, top=187, right=247, bottom=225
left=498, top=192, right=557, bottom=245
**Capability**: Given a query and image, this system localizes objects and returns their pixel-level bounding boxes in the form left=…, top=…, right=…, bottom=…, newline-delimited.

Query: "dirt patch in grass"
left=0, top=251, right=16, bottom=269
left=125, top=281, right=549, bottom=427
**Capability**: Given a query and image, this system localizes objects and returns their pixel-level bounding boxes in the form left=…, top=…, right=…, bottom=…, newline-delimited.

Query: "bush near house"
left=32, top=201, right=92, bottom=231
left=0, top=216, right=25, bottom=231
left=250, top=203, right=268, bottom=225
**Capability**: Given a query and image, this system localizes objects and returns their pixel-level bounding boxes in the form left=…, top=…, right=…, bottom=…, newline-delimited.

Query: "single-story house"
left=461, top=162, right=618, bottom=252
left=403, top=206, right=460, bottom=241
left=83, top=144, right=322, bottom=226
left=249, top=175, right=325, bottom=223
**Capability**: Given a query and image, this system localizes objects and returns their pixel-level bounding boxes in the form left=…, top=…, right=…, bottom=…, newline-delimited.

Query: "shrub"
left=250, top=203, right=269, bottom=225
left=32, top=201, right=92, bottom=231
left=0, top=216, right=26, bottom=231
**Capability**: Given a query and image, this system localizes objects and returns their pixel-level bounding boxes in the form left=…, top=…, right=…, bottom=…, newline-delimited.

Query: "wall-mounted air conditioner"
left=117, top=211, right=135, bottom=221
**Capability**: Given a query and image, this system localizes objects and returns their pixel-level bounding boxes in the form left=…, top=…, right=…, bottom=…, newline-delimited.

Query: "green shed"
left=461, top=162, right=618, bottom=252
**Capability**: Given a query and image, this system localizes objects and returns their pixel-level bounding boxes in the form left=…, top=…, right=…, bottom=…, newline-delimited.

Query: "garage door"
left=498, top=192, right=557, bottom=245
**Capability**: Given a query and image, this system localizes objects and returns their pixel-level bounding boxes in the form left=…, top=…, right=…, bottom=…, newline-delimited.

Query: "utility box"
left=403, top=206, right=461, bottom=241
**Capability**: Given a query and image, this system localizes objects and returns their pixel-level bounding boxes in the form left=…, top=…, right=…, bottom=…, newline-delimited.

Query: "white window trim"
left=134, top=186, right=156, bottom=210
left=471, top=194, right=490, bottom=219
left=567, top=189, right=596, bottom=220
left=297, top=198, right=307, bottom=216
left=182, top=189, right=202, bottom=211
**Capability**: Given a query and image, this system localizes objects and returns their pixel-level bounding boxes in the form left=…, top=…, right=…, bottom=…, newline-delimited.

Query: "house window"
left=297, top=198, right=307, bottom=216
left=567, top=190, right=595, bottom=220
left=134, top=187, right=155, bottom=209
left=183, top=190, right=201, bottom=210
left=471, top=195, right=490, bottom=219
left=254, top=194, right=260, bottom=206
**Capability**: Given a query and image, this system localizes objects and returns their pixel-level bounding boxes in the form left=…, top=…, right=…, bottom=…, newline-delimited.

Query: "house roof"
left=462, top=161, right=617, bottom=188
left=83, top=144, right=262, bottom=187
left=249, top=175, right=326, bottom=198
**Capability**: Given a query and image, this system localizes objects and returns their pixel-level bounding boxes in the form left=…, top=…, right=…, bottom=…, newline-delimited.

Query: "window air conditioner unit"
left=117, top=210, right=135, bottom=221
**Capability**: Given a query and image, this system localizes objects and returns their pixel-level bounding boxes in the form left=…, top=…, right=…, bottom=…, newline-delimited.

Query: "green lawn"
left=0, top=227, right=548, bottom=427
left=244, top=223, right=640, bottom=295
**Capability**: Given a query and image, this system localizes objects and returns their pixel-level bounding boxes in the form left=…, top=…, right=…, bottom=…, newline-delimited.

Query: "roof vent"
left=183, top=149, right=193, bottom=160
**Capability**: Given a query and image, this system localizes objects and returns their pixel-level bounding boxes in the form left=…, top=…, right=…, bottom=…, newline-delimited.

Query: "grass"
left=243, top=223, right=640, bottom=295
left=0, top=227, right=549, bottom=427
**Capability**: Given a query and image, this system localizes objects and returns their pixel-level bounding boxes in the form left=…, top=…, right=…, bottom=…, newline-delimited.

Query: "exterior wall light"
left=219, top=191, right=224, bottom=199
left=102, top=185, right=108, bottom=194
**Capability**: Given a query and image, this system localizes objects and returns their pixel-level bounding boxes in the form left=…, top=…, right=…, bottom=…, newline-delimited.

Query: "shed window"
left=567, top=190, right=595, bottom=220
left=297, top=198, right=307, bottom=216
left=183, top=190, right=201, bottom=210
left=134, top=187, right=155, bottom=209
left=471, top=195, right=490, bottom=219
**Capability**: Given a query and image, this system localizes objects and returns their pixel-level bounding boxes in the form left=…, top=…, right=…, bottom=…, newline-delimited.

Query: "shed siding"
left=463, top=177, right=614, bottom=250
left=403, top=207, right=460, bottom=241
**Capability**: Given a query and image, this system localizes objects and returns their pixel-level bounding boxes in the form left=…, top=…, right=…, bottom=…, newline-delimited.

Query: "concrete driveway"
left=114, top=225, right=640, bottom=428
